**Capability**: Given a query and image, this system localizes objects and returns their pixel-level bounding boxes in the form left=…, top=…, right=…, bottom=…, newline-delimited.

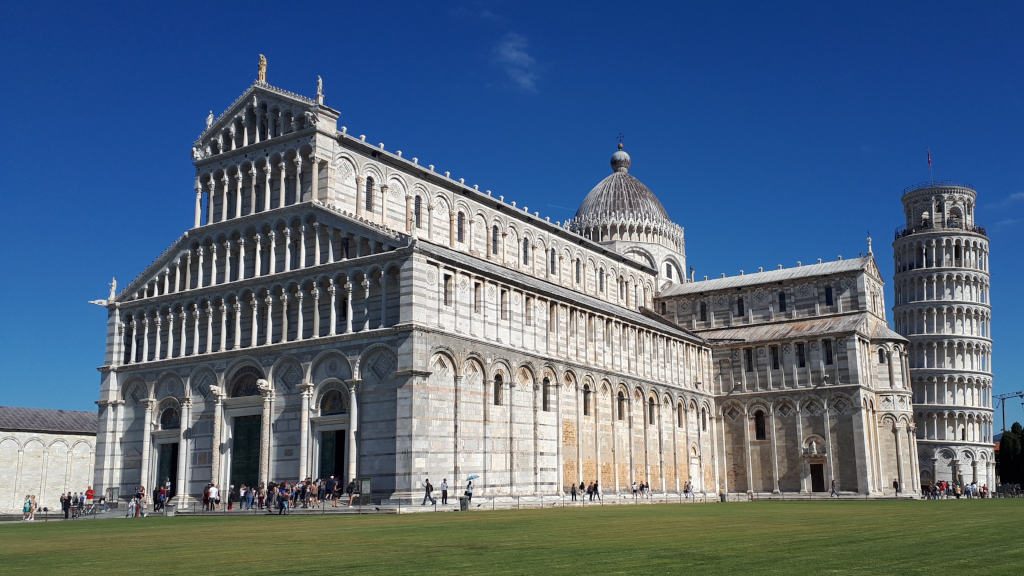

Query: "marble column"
left=176, top=398, right=191, bottom=505
left=259, top=387, right=273, bottom=485
left=210, top=387, right=224, bottom=489
left=298, top=382, right=313, bottom=479
left=346, top=381, right=359, bottom=482
left=194, top=179, right=203, bottom=228
left=140, top=398, right=155, bottom=491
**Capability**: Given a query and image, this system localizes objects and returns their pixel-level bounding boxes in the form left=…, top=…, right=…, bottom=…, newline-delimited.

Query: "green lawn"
left=1, top=500, right=1020, bottom=575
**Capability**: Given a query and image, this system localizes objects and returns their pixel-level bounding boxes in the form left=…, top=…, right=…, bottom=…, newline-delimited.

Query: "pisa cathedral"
left=92, top=62, right=993, bottom=505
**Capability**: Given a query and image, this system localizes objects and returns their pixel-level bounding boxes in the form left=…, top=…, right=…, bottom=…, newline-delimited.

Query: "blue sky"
left=1, top=1, right=1021, bottom=426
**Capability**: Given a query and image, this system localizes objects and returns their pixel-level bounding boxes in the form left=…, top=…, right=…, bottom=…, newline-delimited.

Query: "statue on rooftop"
left=258, top=54, right=267, bottom=84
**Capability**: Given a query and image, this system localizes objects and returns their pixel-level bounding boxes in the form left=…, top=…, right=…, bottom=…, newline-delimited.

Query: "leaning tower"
left=893, top=183, right=995, bottom=490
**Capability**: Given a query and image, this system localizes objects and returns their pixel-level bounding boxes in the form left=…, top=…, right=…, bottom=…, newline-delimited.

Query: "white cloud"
left=493, top=32, right=538, bottom=92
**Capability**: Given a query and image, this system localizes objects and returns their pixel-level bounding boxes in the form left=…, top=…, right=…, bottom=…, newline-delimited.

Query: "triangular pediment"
left=194, top=82, right=322, bottom=146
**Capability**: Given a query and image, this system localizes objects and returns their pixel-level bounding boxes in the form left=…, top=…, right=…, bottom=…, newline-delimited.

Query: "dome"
left=574, top=144, right=671, bottom=224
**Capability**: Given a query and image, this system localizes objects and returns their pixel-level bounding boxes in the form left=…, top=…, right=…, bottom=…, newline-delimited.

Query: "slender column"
left=127, top=317, right=137, bottom=364
left=173, top=259, right=181, bottom=293
left=205, top=302, right=214, bottom=353
left=346, top=381, right=359, bottom=482
left=178, top=309, right=187, bottom=358
left=312, top=223, right=321, bottom=266
left=166, top=310, right=175, bottom=358
left=893, top=424, right=905, bottom=494
left=253, top=234, right=262, bottom=278
left=185, top=252, right=193, bottom=290
left=293, top=156, right=303, bottom=203
left=194, top=178, right=203, bottom=228
left=355, top=176, right=365, bottom=217
left=298, top=383, right=313, bottom=479
left=278, top=161, right=287, bottom=208
left=344, top=282, right=354, bottom=333
left=362, top=278, right=371, bottom=331
left=139, top=398, right=155, bottom=491
left=153, top=315, right=162, bottom=360
left=268, top=231, right=277, bottom=275
left=176, top=398, right=191, bottom=505
left=209, top=243, right=218, bottom=286
left=295, top=290, right=305, bottom=340
left=328, top=280, right=337, bottom=336
left=248, top=167, right=257, bottom=216
left=234, top=167, right=243, bottom=218
left=283, top=227, right=292, bottom=272
left=279, top=293, right=289, bottom=342
left=770, top=408, right=780, bottom=492
left=206, top=176, right=215, bottom=225
left=259, top=388, right=273, bottom=486
left=191, top=305, right=200, bottom=356
left=263, top=161, right=272, bottom=212
left=196, top=247, right=205, bottom=289
left=220, top=174, right=230, bottom=222
left=299, top=225, right=307, bottom=269
left=232, top=301, right=241, bottom=349
left=250, top=295, right=259, bottom=347
left=405, top=194, right=413, bottom=234
left=210, top=387, right=224, bottom=488
left=264, top=294, right=274, bottom=345
left=311, top=286, right=321, bottom=338
left=218, top=301, right=227, bottom=351
left=223, top=240, right=232, bottom=283
left=379, top=273, right=387, bottom=328
left=141, top=314, right=150, bottom=362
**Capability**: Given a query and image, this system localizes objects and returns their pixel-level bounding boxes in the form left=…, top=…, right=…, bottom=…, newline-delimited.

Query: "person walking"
left=830, top=479, right=839, bottom=498
left=61, top=492, right=71, bottom=519
left=570, top=483, right=577, bottom=501
left=593, top=480, right=601, bottom=501
left=464, top=480, right=473, bottom=502
left=441, top=478, right=449, bottom=505
left=22, top=495, right=31, bottom=521
left=346, top=478, right=357, bottom=506
left=422, top=479, right=436, bottom=506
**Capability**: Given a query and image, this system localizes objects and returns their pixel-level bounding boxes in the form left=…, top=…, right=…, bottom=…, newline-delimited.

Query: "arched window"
left=229, top=367, right=263, bottom=397
left=456, top=212, right=466, bottom=243
left=160, top=407, right=180, bottom=429
left=575, top=259, right=582, bottom=284
left=617, top=391, right=627, bottom=421
left=364, top=176, right=374, bottom=211
left=599, top=268, right=606, bottom=292
left=542, top=378, right=551, bottom=412
left=736, top=297, right=745, bottom=317
left=754, top=410, right=767, bottom=440
left=879, top=348, right=887, bottom=364
left=648, top=397, right=656, bottom=425
left=522, top=238, right=530, bottom=265
left=701, top=407, right=708, bottom=432
left=493, top=374, right=503, bottom=406
left=778, top=291, right=787, bottom=313
left=414, top=195, right=423, bottom=228
left=699, top=301, right=708, bottom=322
left=320, top=389, right=346, bottom=415
left=677, top=404, right=684, bottom=428
left=491, top=225, right=499, bottom=254
left=583, top=385, right=592, bottom=416
left=549, top=249, right=557, bottom=275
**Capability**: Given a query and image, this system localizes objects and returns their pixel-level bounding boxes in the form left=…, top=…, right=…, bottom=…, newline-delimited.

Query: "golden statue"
left=258, top=54, right=267, bottom=84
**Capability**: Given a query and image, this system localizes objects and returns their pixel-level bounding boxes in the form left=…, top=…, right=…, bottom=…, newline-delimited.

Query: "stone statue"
left=258, top=54, right=267, bottom=84
left=205, top=110, right=214, bottom=129
left=316, top=75, right=324, bottom=104
left=810, top=440, right=818, bottom=455
left=108, top=277, right=117, bottom=301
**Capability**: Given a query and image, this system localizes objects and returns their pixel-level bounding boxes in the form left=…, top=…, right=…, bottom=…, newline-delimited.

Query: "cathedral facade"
left=93, top=66, right=926, bottom=504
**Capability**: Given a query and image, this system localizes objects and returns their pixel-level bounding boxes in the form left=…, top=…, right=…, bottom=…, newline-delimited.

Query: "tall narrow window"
left=824, top=285, right=834, bottom=306
left=575, top=259, right=582, bottom=284
left=677, top=404, right=684, bottom=428
left=493, top=374, right=503, bottom=406
left=525, top=296, right=534, bottom=326
left=542, top=378, right=551, bottom=412
left=797, top=342, right=806, bottom=368
left=699, top=301, right=708, bottom=322
left=736, top=297, right=745, bottom=317
left=500, top=289, right=509, bottom=320
left=823, top=339, right=834, bottom=365
left=443, top=273, right=453, bottom=306
left=414, top=196, right=423, bottom=228
left=770, top=345, right=780, bottom=370
left=754, top=410, right=767, bottom=440
left=617, top=391, right=627, bottom=421
left=364, top=176, right=374, bottom=212
left=648, top=397, right=656, bottom=425
left=599, top=268, right=606, bottom=292
left=778, top=291, right=787, bottom=312
left=473, top=282, right=482, bottom=313
left=456, top=212, right=466, bottom=243
left=744, top=348, right=754, bottom=372
left=665, top=263, right=673, bottom=280
left=491, top=225, right=499, bottom=254
left=549, top=249, right=557, bottom=275
left=701, top=407, right=708, bottom=432
left=522, top=238, right=530, bottom=265
left=878, top=348, right=887, bottom=364
left=583, top=385, right=592, bottom=416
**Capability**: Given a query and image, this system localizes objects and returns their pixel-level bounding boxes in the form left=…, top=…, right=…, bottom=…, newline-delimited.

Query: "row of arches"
left=202, top=97, right=311, bottom=157
left=894, top=235, right=988, bottom=273
left=912, top=375, right=992, bottom=408
left=916, top=411, right=994, bottom=443
left=909, top=340, right=991, bottom=372
left=894, top=306, right=991, bottom=339
left=119, top=265, right=401, bottom=366
left=893, top=272, right=989, bottom=305
left=0, top=435, right=94, bottom=513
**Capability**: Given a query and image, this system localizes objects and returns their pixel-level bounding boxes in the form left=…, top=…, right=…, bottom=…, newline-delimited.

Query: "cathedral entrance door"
left=319, top=430, right=346, bottom=479
left=810, top=463, right=826, bottom=492
left=156, top=443, right=179, bottom=498
left=230, top=415, right=261, bottom=489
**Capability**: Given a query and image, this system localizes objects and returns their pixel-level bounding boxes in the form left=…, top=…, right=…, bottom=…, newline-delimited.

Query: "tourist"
left=892, top=479, right=900, bottom=494
left=61, top=492, right=71, bottom=519
left=85, top=486, right=95, bottom=510
left=258, top=483, right=266, bottom=509
left=593, top=480, right=601, bottom=501
left=278, top=483, right=290, bottom=515
left=22, top=495, right=31, bottom=521
left=830, top=479, right=839, bottom=498
left=29, top=495, right=37, bottom=521
left=422, top=478, right=436, bottom=506
left=125, top=496, right=136, bottom=519
left=346, top=478, right=357, bottom=506
left=209, top=483, right=220, bottom=511
left=632, top=481, right=638, bottom=498
left=570, top=483, right=577, bottom=501
left=325, top=476, right=336, bottom=507
left=465, top=479, right=473, bottom=502
left=441, top=478, right=449, bottom=505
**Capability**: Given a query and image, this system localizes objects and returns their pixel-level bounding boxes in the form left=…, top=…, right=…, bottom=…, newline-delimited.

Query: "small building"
left=0, top=406, right=97, bottom=513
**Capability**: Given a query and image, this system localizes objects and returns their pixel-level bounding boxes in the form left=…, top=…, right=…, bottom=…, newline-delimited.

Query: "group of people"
left=56, top=487, right=96, bottom=520
left=422, top=478, right=473, bottom=506
left=198, top=476, right=361, bottom=513
left=923, top=480, right=990, bottom=499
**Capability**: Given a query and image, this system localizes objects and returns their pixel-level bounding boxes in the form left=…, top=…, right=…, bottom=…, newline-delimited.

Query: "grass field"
left=1, top=500, right=1020, bottom=575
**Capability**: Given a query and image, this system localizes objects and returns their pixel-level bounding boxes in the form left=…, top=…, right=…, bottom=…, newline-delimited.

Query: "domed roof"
left=574, top=144, right=671, bottom=224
